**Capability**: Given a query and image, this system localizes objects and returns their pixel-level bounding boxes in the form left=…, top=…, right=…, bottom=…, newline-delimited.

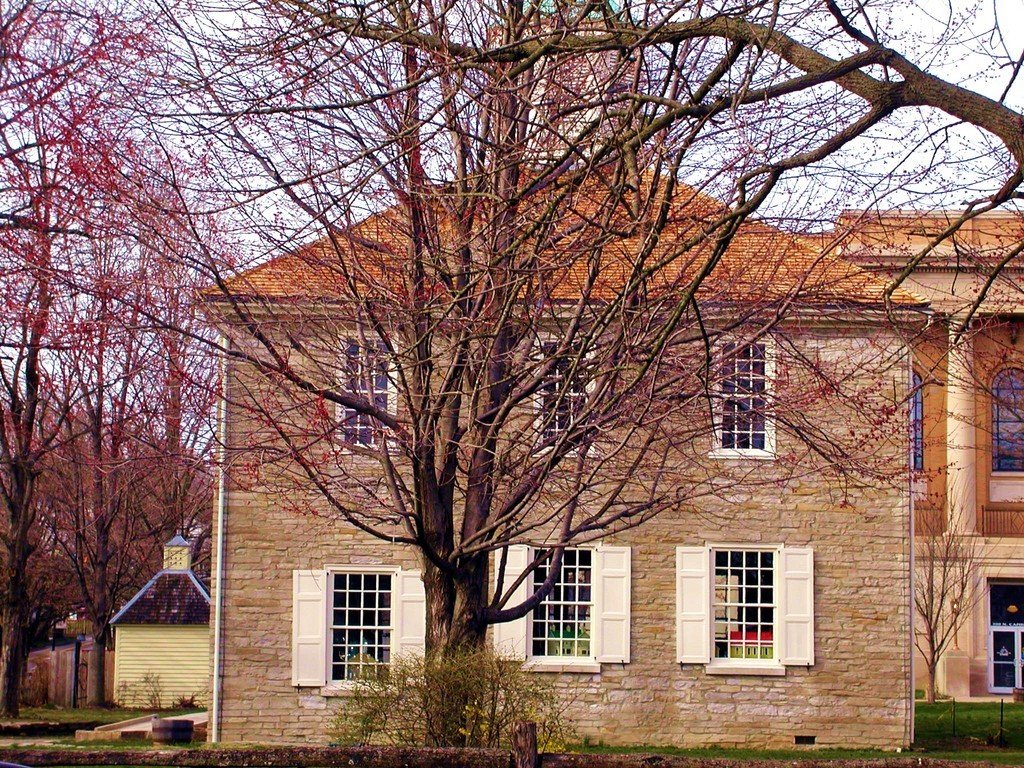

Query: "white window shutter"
left=779, top=547, right=814, bottom=665
left=596, top=546, right=631, bottom=664
left=393, top=569, right=426, bottom=657
left=492, top=545, right=530, bottom=660
left=676, top=547, right=711, bottom=664
left=292, top=569, right=327, bottom=686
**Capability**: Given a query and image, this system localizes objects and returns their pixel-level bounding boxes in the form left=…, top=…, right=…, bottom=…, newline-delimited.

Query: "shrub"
left=175, top=694, right=200, bottom=709
left=331, top=647, right=575, bottom=750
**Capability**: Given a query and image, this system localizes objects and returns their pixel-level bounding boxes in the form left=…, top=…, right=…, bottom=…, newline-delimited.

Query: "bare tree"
left=914, top=503, right=985, bottom=704
left=160, top=0, right=1024, bottom=664
left=0, top=0, right=167, bottom=714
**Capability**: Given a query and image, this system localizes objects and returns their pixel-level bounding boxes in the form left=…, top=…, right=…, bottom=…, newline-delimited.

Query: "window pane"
left=712, top=548, right=776, bottom=661
left=329, top=571, right=393, bottom=681
left=911, top=372, right=924, bottom=471
left=994, top=369, right=1024, bottom=471
left=341, top=339, right=388, bottom=447
left=719, top=342, right=769, bottom=451
left=531, top=549, right=593, bottom=659
left=539, top=343, right=588, bottom=441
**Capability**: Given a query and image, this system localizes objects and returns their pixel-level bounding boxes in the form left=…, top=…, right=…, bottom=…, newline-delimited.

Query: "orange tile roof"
left=208, top=181, right=923, bottom=310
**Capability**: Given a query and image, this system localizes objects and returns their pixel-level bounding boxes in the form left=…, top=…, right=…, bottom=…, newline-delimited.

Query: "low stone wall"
left=0, top=747, right=1013, bottom=768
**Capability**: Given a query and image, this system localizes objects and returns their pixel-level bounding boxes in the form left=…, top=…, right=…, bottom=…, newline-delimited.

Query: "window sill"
left=705, top=662, right=786, bottom=677
left=319, top=682, right=357, bottom=696
left=709, top=448, right=776, bottom=461
left=523, top=660, right=601, bottom=674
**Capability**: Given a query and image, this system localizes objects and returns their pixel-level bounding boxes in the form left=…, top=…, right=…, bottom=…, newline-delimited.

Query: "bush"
left=331, top=648, right=575, bottom=750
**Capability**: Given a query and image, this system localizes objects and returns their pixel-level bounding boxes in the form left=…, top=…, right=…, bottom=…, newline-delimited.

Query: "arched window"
left=993, top=368, right=1024, bottom=471
left=911, top=372, right=924, bottom=471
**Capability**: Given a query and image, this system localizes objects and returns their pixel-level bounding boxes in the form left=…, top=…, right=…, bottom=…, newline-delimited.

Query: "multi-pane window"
left=340, top=339, right=389, bottom=447
left=531, top=549, right=593, bottom=658
left=330, top=572, right=392, bottom=681
left=911, top=371, right=924, bottom=471
left=538, top=343, right=588, bottom=441
left=993, top=368, right=1024, bottom=472
left=719, top=342, right=769, bottom=451
left=713, top=549, right=775, bottom=662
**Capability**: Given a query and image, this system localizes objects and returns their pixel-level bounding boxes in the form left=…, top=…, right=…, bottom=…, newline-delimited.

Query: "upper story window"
left=993, top=367, right=1024, bottom=472
left=537, top=342, right=588, bottom=441
left=911, top=371, right=924, bottom=471
left=340, top=339, right=389, bottom=447
left=531, top=548, right=593, bottom=659
left=713, top=549, right=775, bottom=662
left=714, top=340, right=774, bottom=456
left=330, top=571, right=392, bottom=681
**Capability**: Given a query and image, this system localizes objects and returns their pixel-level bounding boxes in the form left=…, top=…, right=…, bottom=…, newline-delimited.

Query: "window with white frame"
left=712, top=549, right=776, bottom=662
left=717, top=341, right=770, bottom=452
left=340, top=339, right=389, bottom=447
left=677, top=545, right=813, bottom=671
left=531, top=549, right=593, bottom=658
left=537, top=342, right=588, bottom=441
left=329, top=572, right=393, bottom=681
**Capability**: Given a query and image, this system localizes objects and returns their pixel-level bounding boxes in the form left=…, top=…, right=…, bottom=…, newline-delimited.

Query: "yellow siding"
left=113, top=625, right=210, bottom=708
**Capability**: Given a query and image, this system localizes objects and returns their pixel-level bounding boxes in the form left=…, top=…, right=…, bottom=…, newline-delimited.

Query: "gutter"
left=211, top=336, right=229, bottom=742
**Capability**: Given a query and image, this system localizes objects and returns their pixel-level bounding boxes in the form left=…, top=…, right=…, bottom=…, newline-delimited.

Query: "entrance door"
left=991, top=629, right=1020, bottom=692
left=990, top=583, right=1024, bottom=693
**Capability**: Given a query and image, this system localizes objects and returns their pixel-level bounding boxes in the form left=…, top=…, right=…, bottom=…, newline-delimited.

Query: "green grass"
left=576, top=702, right=1024, bottom=763
left=1, top=707, right=164, bottom=725
left=9, top=701, right=1024, bottom=763
left=916, top=701, right=1024, bottom=748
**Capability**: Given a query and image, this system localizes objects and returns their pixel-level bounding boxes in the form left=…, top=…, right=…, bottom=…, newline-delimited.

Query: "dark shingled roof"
left=111, top=571, right=210, bottom=626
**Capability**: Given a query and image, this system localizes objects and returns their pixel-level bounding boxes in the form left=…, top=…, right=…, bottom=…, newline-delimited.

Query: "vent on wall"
left=794, top=735, right=816, bottom=746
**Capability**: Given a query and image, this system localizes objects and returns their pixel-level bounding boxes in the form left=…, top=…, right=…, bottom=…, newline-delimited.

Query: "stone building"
left=842, top=210, right=1024, bottom=698
left=205, top=187, right=925, bottom=749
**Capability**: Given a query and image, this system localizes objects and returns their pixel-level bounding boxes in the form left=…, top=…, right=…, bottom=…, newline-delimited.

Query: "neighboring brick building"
left=205, top=187, right=925, bottom=749
left=842, top=210, right=1024, bottom=699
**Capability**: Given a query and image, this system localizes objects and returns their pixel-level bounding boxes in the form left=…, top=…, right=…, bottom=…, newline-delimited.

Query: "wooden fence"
left=23, top=641, right=115, bottom=707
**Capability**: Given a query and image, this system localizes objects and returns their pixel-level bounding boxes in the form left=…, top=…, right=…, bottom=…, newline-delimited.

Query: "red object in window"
left=729, top=630, right=773, bottom=644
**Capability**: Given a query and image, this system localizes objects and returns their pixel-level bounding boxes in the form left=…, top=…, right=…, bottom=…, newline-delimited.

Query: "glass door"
left=991, top=629, right=1020, bottom=692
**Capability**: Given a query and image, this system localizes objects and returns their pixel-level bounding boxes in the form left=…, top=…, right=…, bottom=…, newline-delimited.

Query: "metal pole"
left=1001, top=698, right=1006, bottom=747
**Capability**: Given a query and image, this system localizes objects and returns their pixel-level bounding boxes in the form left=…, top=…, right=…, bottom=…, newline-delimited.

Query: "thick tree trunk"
left=421, top=560, right=491, bottom=748
left=423, top=556, right=489, bottom=657
left=87, top=634, right=107, bottom=706
left=0, top=598, right=26, bottom=717
left=925, top=663, right=937, bottom=704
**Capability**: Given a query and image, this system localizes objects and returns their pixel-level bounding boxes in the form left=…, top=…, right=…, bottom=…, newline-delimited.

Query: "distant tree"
left=0, top=0, right=160, bottom=715
left=914, top=504, right=985, bottom=704
left=46, top=240, right=216, bottom=705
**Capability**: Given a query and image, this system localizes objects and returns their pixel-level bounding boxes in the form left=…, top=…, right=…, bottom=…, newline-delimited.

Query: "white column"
left=945, top=316, right=977, bottom=534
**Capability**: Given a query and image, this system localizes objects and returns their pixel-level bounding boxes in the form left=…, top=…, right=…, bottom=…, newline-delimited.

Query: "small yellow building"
left=111, top=536, right=211, bottom=708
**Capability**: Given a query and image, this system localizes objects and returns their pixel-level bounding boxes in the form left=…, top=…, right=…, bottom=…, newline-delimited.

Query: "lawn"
left=5, top=701, right=1024, bottom=764
left=1, top=707, right=161, bottom=726
left=578, top=701, right=1024, bottom=763
left=916, top=700, right=1024, bottom=749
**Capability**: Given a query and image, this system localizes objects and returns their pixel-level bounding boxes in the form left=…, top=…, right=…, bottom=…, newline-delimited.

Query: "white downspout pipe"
left=211, top=337, right=229, bottom=742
